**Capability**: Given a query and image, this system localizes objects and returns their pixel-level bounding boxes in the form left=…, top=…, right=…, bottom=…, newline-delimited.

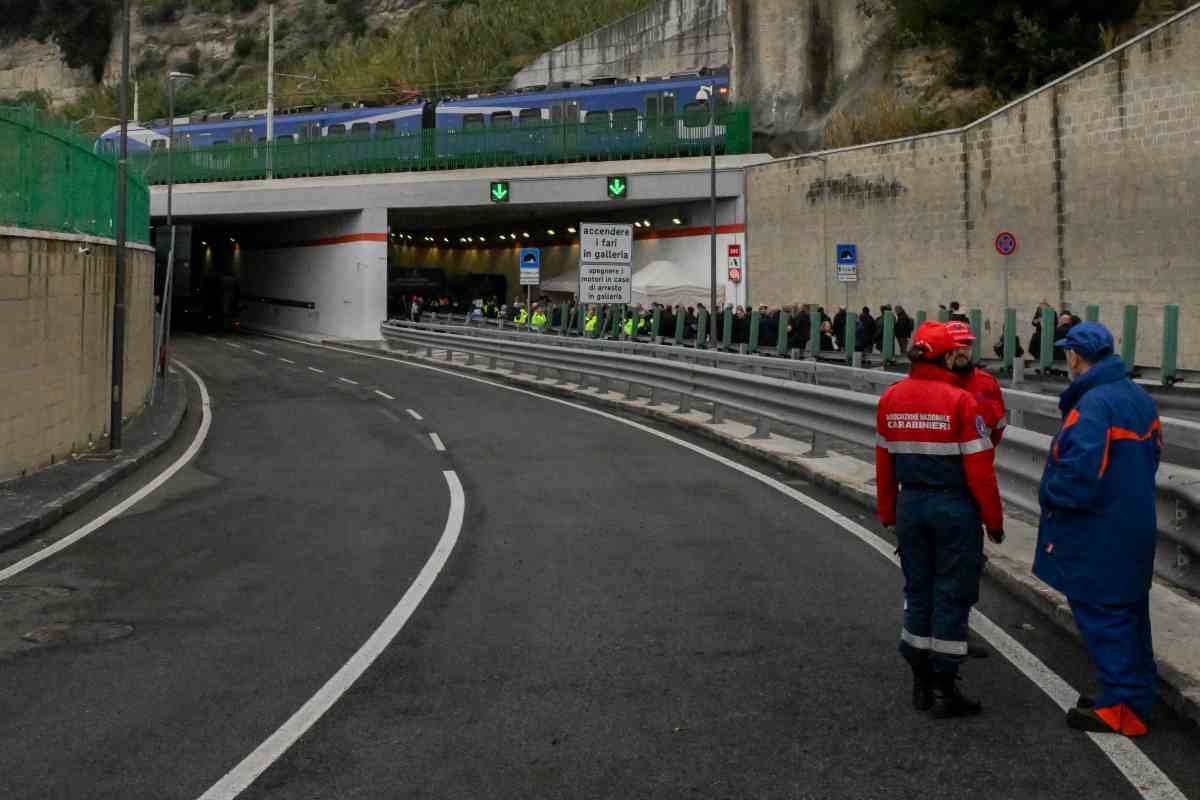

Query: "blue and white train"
left=98, top=73, right=731, bottom=153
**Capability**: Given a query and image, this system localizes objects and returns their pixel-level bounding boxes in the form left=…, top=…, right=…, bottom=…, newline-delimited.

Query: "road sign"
left=579, top=222, right=633, bottom=304
left=727, top=243, right=742, bottom=283
left=607, top=176, right=628, bottom=200
left=490, top=181, right=510, bottom=203
left=836, top=243, right=858, bottom=283
left=728, top=266, right=742, bottom=283
left=519, top=248, right=541, bottom=286
left=995, top=230, right=1018, bottom=256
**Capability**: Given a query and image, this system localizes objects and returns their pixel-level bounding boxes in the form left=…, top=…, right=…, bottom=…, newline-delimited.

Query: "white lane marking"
left=251, top=349, right=266, bottom=356
left=374, top=390, right=395, bottom=400
left=378, top=408, right=403, bottom=424
left=197, top=471, right=466, bottom=800
left=339, top=377, right=359, bottom=386
left=258, top=332, right=1188, bottom=800
left=279, top=358, right=295, bottom=365
left=406, top=409, right=423, bottom=421
left=0, top=361, right=213, bottom=584
left=307, top=367, right=324, bottom=374
left=205, top=336, right=219, bottom=343
left=226, top=343, right=242, bottom=350
left=429, top=433, right=446, bottom=452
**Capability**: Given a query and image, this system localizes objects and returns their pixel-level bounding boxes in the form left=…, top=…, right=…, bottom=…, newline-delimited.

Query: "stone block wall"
left=745, top=6, right=1200, bottom=369
left=0, top=232, right=155, bottom=481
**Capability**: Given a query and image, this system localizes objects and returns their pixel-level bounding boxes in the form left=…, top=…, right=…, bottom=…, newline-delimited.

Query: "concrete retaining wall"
left=0, top=230, right=155, bottom=481
left=511, top=0, right=729, bottom=89
left=745, top=6, right=1200, bottom=368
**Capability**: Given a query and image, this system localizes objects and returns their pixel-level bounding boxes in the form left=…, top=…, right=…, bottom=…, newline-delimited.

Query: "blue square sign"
left=520, top=248, right=541, bottom=269
left=836, top=244, right=858, bottom=265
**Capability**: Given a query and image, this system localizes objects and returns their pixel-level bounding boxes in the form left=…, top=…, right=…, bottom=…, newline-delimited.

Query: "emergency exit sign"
left=490, top=181, right=510, bottom=203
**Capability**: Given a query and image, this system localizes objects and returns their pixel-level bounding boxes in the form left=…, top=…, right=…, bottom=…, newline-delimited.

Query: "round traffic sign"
left=727, top=266, right=743, bottom=283
left=994, top=231, right=1018, bottom=257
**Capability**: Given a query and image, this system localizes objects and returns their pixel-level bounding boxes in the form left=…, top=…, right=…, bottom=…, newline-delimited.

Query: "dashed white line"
left=226, top=343, right=242, bottom=349
left=338, top=377, right=359, bottom=386
left=196, top=471, right=466, bottom=800
left=406, top=409, right=423, bottom=421
left=205, top=336, right=218, bottom=343
left=307, top=367, right=324, bottom=374
left=374, top=390, right=395, bottom=400
left=429, top=433, right=446, bottom=452
left=251, top=349, right=266, bottom=356
left=279, top=358, right=295, bottom=365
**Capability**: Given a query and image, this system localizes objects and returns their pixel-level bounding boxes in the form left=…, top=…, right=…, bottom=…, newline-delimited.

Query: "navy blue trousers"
left=895, top=489, right=983, bottom=674
left=1069, top=597, right=1157, bottom=717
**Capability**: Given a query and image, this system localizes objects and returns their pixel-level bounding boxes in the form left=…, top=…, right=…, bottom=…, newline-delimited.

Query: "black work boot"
left=931, top=673, right=982, bottom=719
left=910, top=661, right=934, bottom=711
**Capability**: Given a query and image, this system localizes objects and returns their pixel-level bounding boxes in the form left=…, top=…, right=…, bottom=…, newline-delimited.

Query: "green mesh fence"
left=129, top=105, right=753, bottom=185
left=0, top=106, right=150, bottom=244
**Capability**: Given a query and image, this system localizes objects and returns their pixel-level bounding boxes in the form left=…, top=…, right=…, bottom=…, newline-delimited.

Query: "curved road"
left=0, top=333, right=1196, bottom=799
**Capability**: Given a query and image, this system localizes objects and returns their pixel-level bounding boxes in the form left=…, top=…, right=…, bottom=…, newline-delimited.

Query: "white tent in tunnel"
left=540, top=259, right=723, bottom=307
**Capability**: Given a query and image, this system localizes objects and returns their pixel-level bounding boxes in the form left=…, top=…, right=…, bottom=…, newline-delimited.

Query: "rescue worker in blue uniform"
left=1034, top=323, right=1163, bottom=737
left=876, top=322, right=1006, bottom=718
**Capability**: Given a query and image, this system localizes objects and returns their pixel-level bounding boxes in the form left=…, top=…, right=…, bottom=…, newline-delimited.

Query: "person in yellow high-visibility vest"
left=584, top=306, right=598, bottom=334
left=531, top=305, right=547, bottom=332
left=513, top=304, right=529, bottom=326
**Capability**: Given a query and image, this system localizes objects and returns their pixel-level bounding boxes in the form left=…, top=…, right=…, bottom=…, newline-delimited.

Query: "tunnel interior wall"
left=237, top=210, right=388, bottom=341
left=745, top=8, right=1200, bottom=369
left=0, top=231, right=154, bottom=481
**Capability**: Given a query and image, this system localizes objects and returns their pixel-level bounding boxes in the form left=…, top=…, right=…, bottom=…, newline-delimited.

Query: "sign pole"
left=110, top=0, right=131, bottom=451
left=708, top=84, right=718, bottom=348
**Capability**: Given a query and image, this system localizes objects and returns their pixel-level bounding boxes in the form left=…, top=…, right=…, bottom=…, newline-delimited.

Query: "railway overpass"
left=150, top=154, right=769, bottom=340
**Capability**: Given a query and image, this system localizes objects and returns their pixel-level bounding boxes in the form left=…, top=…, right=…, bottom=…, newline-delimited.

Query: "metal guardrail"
left=381, top=319, right=1200, bottom=596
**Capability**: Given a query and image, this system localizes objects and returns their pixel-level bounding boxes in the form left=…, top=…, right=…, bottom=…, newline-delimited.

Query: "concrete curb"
left=0, top=370, right=190, bottom=552
left=358, top=342, right=1200, bottom=727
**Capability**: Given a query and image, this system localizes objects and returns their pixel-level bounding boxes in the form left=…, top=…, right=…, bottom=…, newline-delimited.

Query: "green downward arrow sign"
left=491, top=182, right=509, bottom=202
left=607, top=176, right=627, bottom=199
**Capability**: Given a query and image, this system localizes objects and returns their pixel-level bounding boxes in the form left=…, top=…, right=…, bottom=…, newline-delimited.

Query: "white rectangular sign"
left=579, top=263, right=633, bottom=304
left=580, top=223, right=633, bottom=266
left=520, top=266, right=540, bottom=286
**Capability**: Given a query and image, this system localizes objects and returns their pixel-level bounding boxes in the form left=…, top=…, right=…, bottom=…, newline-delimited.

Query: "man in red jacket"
left=876, top=322, right=1005, bottom=718
left=946, top=320, right=1007, bottom=446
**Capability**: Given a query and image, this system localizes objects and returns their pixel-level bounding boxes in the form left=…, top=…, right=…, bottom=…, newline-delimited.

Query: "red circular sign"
left=995, top=231, right=1018, bottom=256
left=727, top=266, right=743, bottom=283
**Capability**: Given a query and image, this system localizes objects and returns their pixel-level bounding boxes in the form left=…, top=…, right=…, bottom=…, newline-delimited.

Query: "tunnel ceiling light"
left=522, top=232, right=530, bottom=238
left=643, top=219, right=652, bottom=227
left=567, top=227, right=577, bottom=234
left=459, top=237, right=466, bottom=243
left=673, top=217, right=683, bottom=225
left=633, top=222, right=642, bottom=228
left=547, top=229, right=555, bottom=235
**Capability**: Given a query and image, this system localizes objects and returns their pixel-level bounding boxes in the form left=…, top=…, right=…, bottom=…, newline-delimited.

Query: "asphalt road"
left=0, top=332, right=1196, bottom=800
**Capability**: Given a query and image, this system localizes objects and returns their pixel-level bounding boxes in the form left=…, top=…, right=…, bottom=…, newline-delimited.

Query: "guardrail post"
left=1122, top=305, right=1138, bottom=369
left=488, top=355, right=497, bottom=370
left=808, top=311, right=821, bottom=359
left=677, top=391, right=692, bottom=414
left=752, top=417, right=771, bottom=439
left=651, top=307, right=662, bottom=339
left=852, top=351, right=863, bottom=369
left=444, top=347, right=453, bottom=362
left=1039, top=306, right=1056, bottom=372
left=776, top=310, right=790, bottom=357
left=466, top=351, right=476, bottom=366
left=844, top=314, right=856, bottom=365
left=937, top=308, right=950, bottom=323
left=673, top=310, right=685, bottom=345
left=882, top=310, right=896, bottom=366
left=710, top=401, right=723, bottom=424
left=1162, top=304, right=1180, bottom=385
left=722, top=308, right=734, bottom=352
left=696, top=309, right=709, bottom=349
left=1086, top=304, right=1100, bottom=323
left=646, top=386, right=659, bottom=406
left=1003, top=308, right=1017, bottom=374
left=810, top=430, right=828, bottom=458
left=916, top=310, right=927, bottom=327
left=969, top=309, right=983, bottom=363
left=748, top=310, right=761, bottom=355
left=625, top=380, right=638, bottom=400
left=426, top=345, right=434, bottom=358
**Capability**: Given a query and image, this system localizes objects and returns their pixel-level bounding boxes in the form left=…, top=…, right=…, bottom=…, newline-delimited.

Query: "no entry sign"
left=994, top=231, right=1018, bottom=257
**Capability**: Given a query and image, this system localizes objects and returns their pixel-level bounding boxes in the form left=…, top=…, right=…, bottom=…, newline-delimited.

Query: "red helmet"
left=945, top=320, right=976, bottom=345
left=911, top=321, right=960, bottom=358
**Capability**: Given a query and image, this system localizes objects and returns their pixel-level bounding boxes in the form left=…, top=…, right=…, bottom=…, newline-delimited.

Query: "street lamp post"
left=266, top=0, right=275, bottom=179
left=109, top=0, right=131, bottom=451
left=700, top=83, right=719, bottom=347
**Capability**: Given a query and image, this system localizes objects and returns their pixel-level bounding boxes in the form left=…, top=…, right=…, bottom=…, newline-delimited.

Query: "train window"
left=519, top=108, right=541, bottom=125
left=171, top=133, right=190, bottom=149
left=232, top=128, right=255, bottom=145
left=151, top=140, right=166, bottom=151
left=566, top=101, right=580, bottom=122
left=275, top=133, right=297, bottom=144
left=584, top=111, right=609, bottom=133
left=612, top=108, right=638, bottom=132
left=327, top=123, right=348, bottom=137
left=463, top=113, right=485, bottom=131
left=350, top=122, right=371, bottom=138
left=491, top=111, right=513, bottom=129
left=375, top=120, right=394, bottom=136
left=299, top=121, right=322, bottom=140
left=645, top=96, right=659, bottom=119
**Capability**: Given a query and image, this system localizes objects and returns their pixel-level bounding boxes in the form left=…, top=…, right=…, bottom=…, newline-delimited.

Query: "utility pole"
left=701, top=83, right=718, bottom=348
left=266, top=0, right=275, bottom=179
left=110, top=0, right=131, bottom=450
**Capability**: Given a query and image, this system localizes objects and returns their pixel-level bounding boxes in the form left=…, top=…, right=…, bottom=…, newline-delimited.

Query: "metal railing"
left=0, top=106, right=150, bottom=244
left=129, top=106, right=753, bottom=186
left=380, top=319, right=1200, bottom=596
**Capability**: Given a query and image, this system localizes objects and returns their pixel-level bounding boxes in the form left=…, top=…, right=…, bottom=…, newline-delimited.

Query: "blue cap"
left=1055, top=321, right=1115, bottom=360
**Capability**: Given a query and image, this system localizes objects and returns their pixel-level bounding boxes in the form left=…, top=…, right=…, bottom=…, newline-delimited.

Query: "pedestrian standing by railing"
left=875, top=322, right=1005, bottom=718
left=1034, top=323, right=1163, bottom=737
left=947, top=322, right=1007, bottom=446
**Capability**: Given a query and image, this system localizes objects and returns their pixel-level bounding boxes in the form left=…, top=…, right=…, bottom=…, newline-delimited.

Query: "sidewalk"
left=0, top=370, right=189, bottom=550
left=367, top=341, right=1200, bottom=726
